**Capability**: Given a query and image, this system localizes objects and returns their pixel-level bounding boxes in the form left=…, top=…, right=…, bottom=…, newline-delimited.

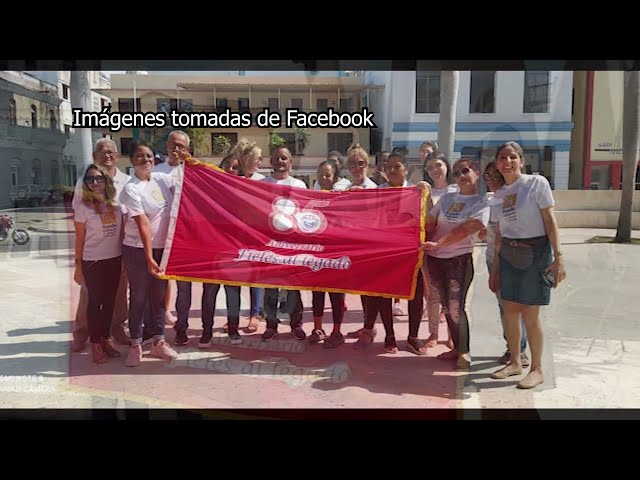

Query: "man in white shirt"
left=72, top=139, right=131, bottom=352
left=260, top=147, right=307, bottom=341
left=149, top=130, right=218, bottom=346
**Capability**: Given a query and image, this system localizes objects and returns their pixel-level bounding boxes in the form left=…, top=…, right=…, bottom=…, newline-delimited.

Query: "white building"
left=365, top=71, right=574, bottom=189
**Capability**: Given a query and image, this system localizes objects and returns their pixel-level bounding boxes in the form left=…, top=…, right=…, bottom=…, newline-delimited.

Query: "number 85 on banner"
left=269, top=197, right=328, bottom=236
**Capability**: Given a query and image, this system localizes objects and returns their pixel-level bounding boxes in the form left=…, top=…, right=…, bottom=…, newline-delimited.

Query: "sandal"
left=425, top=334, right=438, bottom=348
left=323, top=332, right=345, bottom=349
left=407, top=337, right=428, bottom=356
left=308, top=329, right=327, bottom=345
left=245, top=315, right=261, bottom=333
left=354, top=328, right=376, bottom=349
left=384, top=336, right=398, bottom=354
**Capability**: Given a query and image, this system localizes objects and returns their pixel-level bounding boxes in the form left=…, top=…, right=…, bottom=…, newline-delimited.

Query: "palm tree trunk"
left=614, top=71, right=640, bottom=243
left=437, top=71, right=460, bottom=162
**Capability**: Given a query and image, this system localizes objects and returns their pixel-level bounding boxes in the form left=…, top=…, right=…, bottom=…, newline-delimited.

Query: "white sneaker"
left=150, top=340, right=178, bottom=361
left=392, top=303, right=406, bottom=316
left=125, top=345, right=143, bottom=367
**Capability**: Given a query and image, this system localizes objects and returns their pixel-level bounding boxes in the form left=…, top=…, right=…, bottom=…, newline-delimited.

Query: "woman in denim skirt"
left=488, top=142, right=567, bottom=389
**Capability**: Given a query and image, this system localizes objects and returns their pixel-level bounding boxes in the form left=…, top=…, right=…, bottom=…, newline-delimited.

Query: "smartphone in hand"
left=541, top=270, right=556, bottom=288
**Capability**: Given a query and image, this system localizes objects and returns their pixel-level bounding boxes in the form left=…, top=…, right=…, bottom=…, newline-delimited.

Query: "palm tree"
left=437, top=71, right=460, bottom=162
left=614, top=71, right=640, bottom=243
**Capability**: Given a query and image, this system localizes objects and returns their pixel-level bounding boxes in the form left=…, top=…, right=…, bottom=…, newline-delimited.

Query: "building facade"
left=101, top=73, right=380, bottom=187
left=569, top=71, right=640, bottom=191
left=365, top=70, right=574, bottom=189
left=0, top=71, right=67, bottom=208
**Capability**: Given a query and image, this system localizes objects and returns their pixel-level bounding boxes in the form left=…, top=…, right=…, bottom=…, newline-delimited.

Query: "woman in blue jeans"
left=237, top=141, right=265, bottom=332
left=484, top=161, right=529, bottom=366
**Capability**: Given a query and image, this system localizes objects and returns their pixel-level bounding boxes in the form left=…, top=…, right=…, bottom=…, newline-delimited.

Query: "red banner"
left=160, top=159, right=426, bottom=299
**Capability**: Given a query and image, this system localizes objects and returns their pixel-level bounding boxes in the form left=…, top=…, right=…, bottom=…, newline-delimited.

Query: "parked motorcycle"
left=0, top=215, right=30, bottom=245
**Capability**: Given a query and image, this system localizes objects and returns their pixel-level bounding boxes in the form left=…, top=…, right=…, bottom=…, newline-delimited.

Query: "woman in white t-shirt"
left=488, top=142, right=566, bottom=389
left=74, top=164, right=124, bottom=364
left=421, top=157, right=490, bottom=369
left=423, top=152, right=458, bottom=349
left=344, top=143, right=378, bottom=190
left=353, top=153, right=429, bottom=355
left=236, top=142, right=266, bottom=333
left=313, top=158, right=351, bottom=192
left=484, top=161, right=529, bottom=367
left=120, top=141, right=178, bottom=367
left=341, top=144, right=379, bottom=340
left=309, top=159, right=348, bottom=348
left=238, top=141, right=265, bottom=181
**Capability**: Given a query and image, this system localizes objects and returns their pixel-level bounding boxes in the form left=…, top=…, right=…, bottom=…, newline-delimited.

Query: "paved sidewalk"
left=1, top=208, right=638, bottom=410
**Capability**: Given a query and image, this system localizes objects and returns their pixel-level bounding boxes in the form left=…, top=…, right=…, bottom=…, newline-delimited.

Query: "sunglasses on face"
left=349, top=160, right=367, bottom=168
left=452, top=167, right=471, bottom=177
left=85, top=175, right=106, bottom=184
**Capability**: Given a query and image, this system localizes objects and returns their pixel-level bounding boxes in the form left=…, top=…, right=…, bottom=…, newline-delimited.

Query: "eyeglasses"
left=170, top=143, right=189, bottom=152
left=348, top=160, right=368, bottom=168
left=452, top=167, right=471, bottom=177
left=85, top=175, right=106, bottom=184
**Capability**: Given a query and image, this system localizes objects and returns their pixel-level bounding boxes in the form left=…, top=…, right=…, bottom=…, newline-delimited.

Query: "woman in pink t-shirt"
left=73, top=164, right=124, bottom=364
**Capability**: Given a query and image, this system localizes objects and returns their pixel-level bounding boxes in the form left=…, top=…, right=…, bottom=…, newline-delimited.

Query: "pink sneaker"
left=125, top=345, right=143, bottom=367
left=150, top=340, right=178, bottom=361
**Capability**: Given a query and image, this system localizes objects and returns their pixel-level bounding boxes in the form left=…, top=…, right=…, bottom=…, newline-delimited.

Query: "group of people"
left=71, top=131, right=566, bottom=390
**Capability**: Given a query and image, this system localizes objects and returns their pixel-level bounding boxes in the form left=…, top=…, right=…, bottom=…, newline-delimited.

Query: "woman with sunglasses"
left=120, top=141, right=179, bottom=367
left=235, top=142, right=266, bottom=333
left=421, top=158, right=490, bottom=369
left=73, top=164, right=124, bottom=364
left=484, top=161, right=529, bottom=368
left=342, top=144, right=380, bottom=340
left=488, top=141, right=566, bottom=389
left=344, top=143, right=378, bottom=190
